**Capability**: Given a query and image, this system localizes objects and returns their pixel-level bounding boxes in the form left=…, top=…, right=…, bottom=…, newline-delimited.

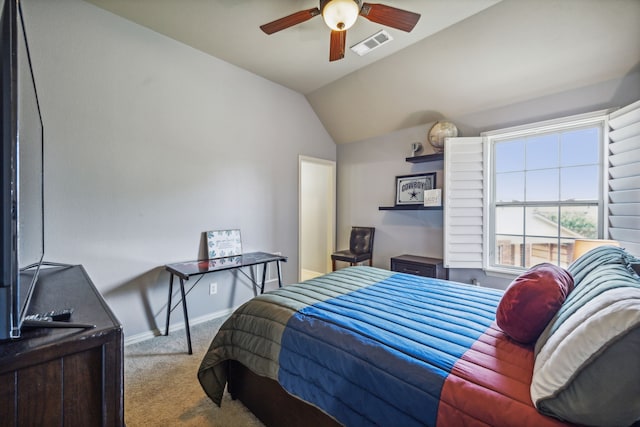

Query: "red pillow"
left=496, top=263, right=574, bottom=344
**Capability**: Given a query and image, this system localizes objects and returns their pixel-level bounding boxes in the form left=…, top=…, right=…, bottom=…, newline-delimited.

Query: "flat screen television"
left=0, top=0, right=45, bottom=340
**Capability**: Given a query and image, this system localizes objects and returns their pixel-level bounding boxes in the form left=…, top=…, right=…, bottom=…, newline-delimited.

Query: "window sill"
left=484, top=267, right=522, bottom=280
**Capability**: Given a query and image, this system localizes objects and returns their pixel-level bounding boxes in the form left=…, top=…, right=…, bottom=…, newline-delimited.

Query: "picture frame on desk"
left=207, top=229, right=242, bottom=258
left=395, top=173, right=436, bottom=205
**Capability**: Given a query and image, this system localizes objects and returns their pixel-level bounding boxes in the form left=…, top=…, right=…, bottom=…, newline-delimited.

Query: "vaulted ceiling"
left=84, top=0, right=640, bottom=144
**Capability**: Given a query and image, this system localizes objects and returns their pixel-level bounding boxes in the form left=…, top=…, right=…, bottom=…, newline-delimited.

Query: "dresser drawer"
left=392, top=260, right=436, bottom=277
left=390, top=255, right=449, bottom=279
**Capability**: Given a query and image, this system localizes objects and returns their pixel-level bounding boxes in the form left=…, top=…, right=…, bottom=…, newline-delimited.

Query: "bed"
left=198, top=246, right=640, bottom=427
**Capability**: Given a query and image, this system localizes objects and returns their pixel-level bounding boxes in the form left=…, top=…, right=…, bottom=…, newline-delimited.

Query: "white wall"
left=22, top=0, right=335, bottom=338
left=337, top=72, right=640, bottom=290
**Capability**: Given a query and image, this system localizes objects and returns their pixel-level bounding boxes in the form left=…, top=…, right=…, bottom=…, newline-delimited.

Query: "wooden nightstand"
left=390, top=255, right=449, bottom=280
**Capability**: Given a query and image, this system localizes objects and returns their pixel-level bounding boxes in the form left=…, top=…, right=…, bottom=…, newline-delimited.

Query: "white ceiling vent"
left=350, top=30, right=393, bottom=56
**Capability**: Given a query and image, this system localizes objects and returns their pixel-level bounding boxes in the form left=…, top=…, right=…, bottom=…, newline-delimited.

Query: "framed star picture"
left=395, top=173, right=436, bottom=205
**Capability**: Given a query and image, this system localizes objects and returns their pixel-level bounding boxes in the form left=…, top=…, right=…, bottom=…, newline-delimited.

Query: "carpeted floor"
left=124, top=316, right=264, bottom=427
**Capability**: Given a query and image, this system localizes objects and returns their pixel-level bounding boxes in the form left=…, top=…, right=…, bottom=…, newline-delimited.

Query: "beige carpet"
left=124, top=316, right=264, bottom=427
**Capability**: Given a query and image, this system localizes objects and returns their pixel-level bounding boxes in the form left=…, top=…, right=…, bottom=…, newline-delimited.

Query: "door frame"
left=298, top=156, right=336, bottom=282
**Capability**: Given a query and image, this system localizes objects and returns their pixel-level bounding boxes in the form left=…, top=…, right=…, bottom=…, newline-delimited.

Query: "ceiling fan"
left=260, top=1, right=421, bottom=62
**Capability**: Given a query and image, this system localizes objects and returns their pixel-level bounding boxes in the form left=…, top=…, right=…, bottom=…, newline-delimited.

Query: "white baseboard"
left=124, top=307, right=238, bottom=347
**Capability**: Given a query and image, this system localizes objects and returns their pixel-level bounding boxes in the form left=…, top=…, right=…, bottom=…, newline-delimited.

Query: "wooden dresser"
left=0, top=265, right=123, bottom=426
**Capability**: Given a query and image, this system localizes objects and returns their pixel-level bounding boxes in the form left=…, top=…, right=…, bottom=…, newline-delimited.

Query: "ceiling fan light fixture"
left=322, top=0, right=360, bottom=31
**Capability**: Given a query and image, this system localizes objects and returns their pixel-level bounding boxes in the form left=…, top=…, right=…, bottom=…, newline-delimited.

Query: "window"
left=488, top=120, right=604, bottom=270
left=444, top=101, right=640, bottom=272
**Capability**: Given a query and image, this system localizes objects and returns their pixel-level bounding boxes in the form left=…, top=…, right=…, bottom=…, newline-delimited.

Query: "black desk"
left=164, top=251, right=287, bottom=354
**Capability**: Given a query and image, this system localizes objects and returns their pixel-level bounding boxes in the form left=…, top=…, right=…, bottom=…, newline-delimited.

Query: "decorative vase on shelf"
left=428, top=120, right=459, bottom=153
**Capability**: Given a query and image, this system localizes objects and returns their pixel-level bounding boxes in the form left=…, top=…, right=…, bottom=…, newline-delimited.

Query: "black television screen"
left=0, top=0, right=44, bottom=340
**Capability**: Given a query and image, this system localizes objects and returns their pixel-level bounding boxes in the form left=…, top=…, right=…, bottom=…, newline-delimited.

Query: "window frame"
left=482, top=111, right=610, bottom=275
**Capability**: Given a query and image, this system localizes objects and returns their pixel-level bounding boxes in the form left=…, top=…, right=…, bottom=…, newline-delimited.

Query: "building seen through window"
left=491, top=124, right=602, bottom=268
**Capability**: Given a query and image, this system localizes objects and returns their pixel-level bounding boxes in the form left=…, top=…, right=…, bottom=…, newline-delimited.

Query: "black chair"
left=331, top=227, right=375, bottom=271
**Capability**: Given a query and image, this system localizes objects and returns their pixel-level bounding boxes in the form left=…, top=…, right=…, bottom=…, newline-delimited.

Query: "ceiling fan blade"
left=329, top=30, right=346, bottom=62
left=260, top=7, right=321, bottom=35
left=360, top=3, right=421, bottom=32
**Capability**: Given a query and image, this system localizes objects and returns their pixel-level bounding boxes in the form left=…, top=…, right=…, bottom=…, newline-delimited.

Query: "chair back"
left=349, top=227, right=375, bottom=255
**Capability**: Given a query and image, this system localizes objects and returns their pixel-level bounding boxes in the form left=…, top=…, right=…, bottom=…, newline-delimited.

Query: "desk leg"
left=165, top=274, right=174, bottom=336
left=260, top=262, right=267, bottom=294
left=276, top=260, right=282, bottom=288
left=179, top=278, right=193, bottom=355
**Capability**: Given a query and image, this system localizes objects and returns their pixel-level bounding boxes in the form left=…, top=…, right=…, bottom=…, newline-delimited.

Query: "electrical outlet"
left=209, top=282, right=218, bottom=295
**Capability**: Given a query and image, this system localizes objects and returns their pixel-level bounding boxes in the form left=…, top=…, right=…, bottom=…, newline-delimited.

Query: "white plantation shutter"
left=443, top=137, right=485, bottom=268
left=608, top=100, right=640, bottom=256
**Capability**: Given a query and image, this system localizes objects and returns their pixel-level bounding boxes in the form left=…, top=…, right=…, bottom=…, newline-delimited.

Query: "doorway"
left=299, top=156, right=336, bottom=282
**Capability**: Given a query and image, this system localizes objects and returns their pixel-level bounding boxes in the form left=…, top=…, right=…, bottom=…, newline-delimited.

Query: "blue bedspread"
left=279, top=272, right=499, bottom=426
left=198, top=266, right=570, bottom=427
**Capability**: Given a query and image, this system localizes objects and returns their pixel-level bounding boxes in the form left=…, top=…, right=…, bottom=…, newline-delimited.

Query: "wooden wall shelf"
left=379, top=205, right=443, bottom=211
left=379, top=153, right=444, bottom=211
left=405, top=153, right=444, bottom=163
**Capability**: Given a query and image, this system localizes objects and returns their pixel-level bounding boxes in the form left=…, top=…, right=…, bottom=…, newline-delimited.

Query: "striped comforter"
left=198, top=266, right=570, bottom=426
